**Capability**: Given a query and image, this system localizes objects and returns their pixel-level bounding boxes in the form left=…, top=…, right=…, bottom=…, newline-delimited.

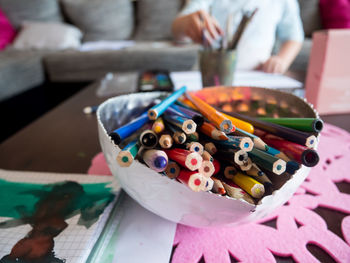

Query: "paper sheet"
left=80, top=41, right=135, bottom=52
left=233, top=70, right=303, bottom=89
left=170, top=70, right=303, bottom=91
left=110, top=194, right=177, bottom=263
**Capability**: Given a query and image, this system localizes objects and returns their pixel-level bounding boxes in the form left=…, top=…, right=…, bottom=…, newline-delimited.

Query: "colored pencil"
left=139, top=129, right=158, bottom=149
left=233, top=127, right=269, bottom=152
left=224, top=165, right=238, bottom=180
left=224, top=111, right=317, bottom=148
left=202, top=150, right=214, bottom=162
left=177, top=169, right=206, bottom=192
left=164, top=161, right=180, bottom=179
left=159, top=133, right=173, bottom=149
left=167, top=122, right=187, bottom=144
left=169, top=104, right=205, bottom=127
left=201, top=177, right=214, bottom=191
left=221, top=112, right=254, bottom=134
left=185, top=92, right=235, bottom=133
left=212, top=158, right=221, bottom=175
left=259, top=136, right=320, bottom=167
left=199, top=160, right=215, bottom=178
left=116, top=140, right=140, bottom=167
left=216, top=135, right=254, bottom=151
left=221, top=180, right=255, bottom=204
left=163, top=114, right=197, bottom=134
left=142, top=149, right=168, bottom=172
left=83, top=105, right=98, bottom=114
left=204, top=142, right=217, bottom=155
left=110, top=110, right=149, bottom=145
left=215, top=148, right=249, bottom=166
left=164, top=148, right=203, bottom=171
left=239, top=157, right=253, bottom=171
left=148, top=86, right=187, bottom=120
left=186, top=132, right=199, bottom=142
left=258, top=117, right=324, bottom=133
left=152, top=117, right=165, bottom=134
left=248, top=148, right=286, bottom=175
left=211, top=177, right=226, bottom=194
left=186, top=142, right=204, bottom=155
left=245, top=163, right=272, bottom=187
left=200, top=121, right=229, bottom=141
left=230, top=172, right=265, bottom=198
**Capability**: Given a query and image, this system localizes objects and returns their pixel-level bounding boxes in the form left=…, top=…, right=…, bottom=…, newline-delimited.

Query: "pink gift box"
left=305, top=29, right=350, bottom=115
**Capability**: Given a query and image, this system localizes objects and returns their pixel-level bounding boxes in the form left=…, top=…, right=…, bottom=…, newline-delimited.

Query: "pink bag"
left=0, top=8, right=16, bottom=50
left=305, top=29, right=350, bottom=115
left=320, top=0, right=350, bottom=29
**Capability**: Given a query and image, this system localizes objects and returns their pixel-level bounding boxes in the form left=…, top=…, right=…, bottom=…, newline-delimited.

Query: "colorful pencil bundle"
left=110, top=87, right=321, bottom=205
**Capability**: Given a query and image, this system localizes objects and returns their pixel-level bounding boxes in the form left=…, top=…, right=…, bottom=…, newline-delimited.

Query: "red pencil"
left=164, top=148, right=203, bottom=171
left=199, top=160, right=215, bottom=178
left=260, top=135, right=319, bottom=167
left=177, top=169, right=206, bottom=192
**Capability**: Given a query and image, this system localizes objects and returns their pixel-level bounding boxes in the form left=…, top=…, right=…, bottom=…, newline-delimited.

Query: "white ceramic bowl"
left=97, top=87, right=318, bottom=228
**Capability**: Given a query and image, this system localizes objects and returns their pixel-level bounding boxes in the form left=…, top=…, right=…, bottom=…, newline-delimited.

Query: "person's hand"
left=173, top=10, right=223, bottom=45
left=261, top=55, right=289, bottom=74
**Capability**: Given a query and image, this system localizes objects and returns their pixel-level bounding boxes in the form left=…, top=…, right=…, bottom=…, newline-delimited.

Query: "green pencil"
left=248, top=148, right=286, bottom=175
left=258, top=117, right=324, bottom=133
left=116, top=140, right=140, bottom=167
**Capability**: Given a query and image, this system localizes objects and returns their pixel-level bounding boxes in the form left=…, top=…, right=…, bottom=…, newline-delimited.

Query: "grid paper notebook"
left=0, top=169, right=120, bottom=263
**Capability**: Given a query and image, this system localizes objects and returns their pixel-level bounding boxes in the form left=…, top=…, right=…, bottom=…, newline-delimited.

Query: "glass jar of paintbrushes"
left=199, top=9, right=258, bottom=87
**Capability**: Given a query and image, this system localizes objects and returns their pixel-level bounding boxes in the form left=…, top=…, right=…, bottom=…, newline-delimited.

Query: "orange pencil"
left=185, top=92, right=235, bottom=134
left=211, top=177, right=226, bottom=195
left=221, top=112, right=254, bottom=134
left=200, top=121, right=229, bottom=141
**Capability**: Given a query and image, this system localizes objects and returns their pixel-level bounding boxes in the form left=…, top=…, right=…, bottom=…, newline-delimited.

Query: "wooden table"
left=0, top=79, right=349, bottom=262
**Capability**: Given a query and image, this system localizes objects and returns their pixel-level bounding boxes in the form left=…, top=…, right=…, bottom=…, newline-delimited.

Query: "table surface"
left=0, top=74, right=349, bottom=263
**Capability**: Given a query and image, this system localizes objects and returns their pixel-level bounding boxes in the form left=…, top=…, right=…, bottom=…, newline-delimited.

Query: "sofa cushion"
left=134, top=0, right=183, bottom=40
left=297, top=0, right=323, bottom=37
left=0, top=50, right=45, bottom=102
left=44, top=42, right=199, bottom=82
left=319, top=0, right=350, bottom=29
left=0, top=0, right=63, bottom=29
left=12, top=22, right=82, bottom=50
left=62, top=0, right=133, bottom=42
left=0, top=8, right=15, bottom=50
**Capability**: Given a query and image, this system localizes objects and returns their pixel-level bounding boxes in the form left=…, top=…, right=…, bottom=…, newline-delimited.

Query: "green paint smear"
left=0, top=178, right=115, bottom=228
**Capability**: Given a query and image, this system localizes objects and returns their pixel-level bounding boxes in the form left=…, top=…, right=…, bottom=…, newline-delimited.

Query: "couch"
left=0, top=0, right=322, bottom=103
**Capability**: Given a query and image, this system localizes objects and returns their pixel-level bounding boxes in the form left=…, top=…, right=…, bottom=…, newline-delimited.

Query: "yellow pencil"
left=230, top=172, right=265, bottom=198
left=152, top=117, right=165, bottom=134
left=222, top=181, right=255, bottom=204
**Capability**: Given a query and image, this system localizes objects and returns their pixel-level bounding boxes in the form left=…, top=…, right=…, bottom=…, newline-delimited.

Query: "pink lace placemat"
left=88, top=123, right=350, bottom=262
